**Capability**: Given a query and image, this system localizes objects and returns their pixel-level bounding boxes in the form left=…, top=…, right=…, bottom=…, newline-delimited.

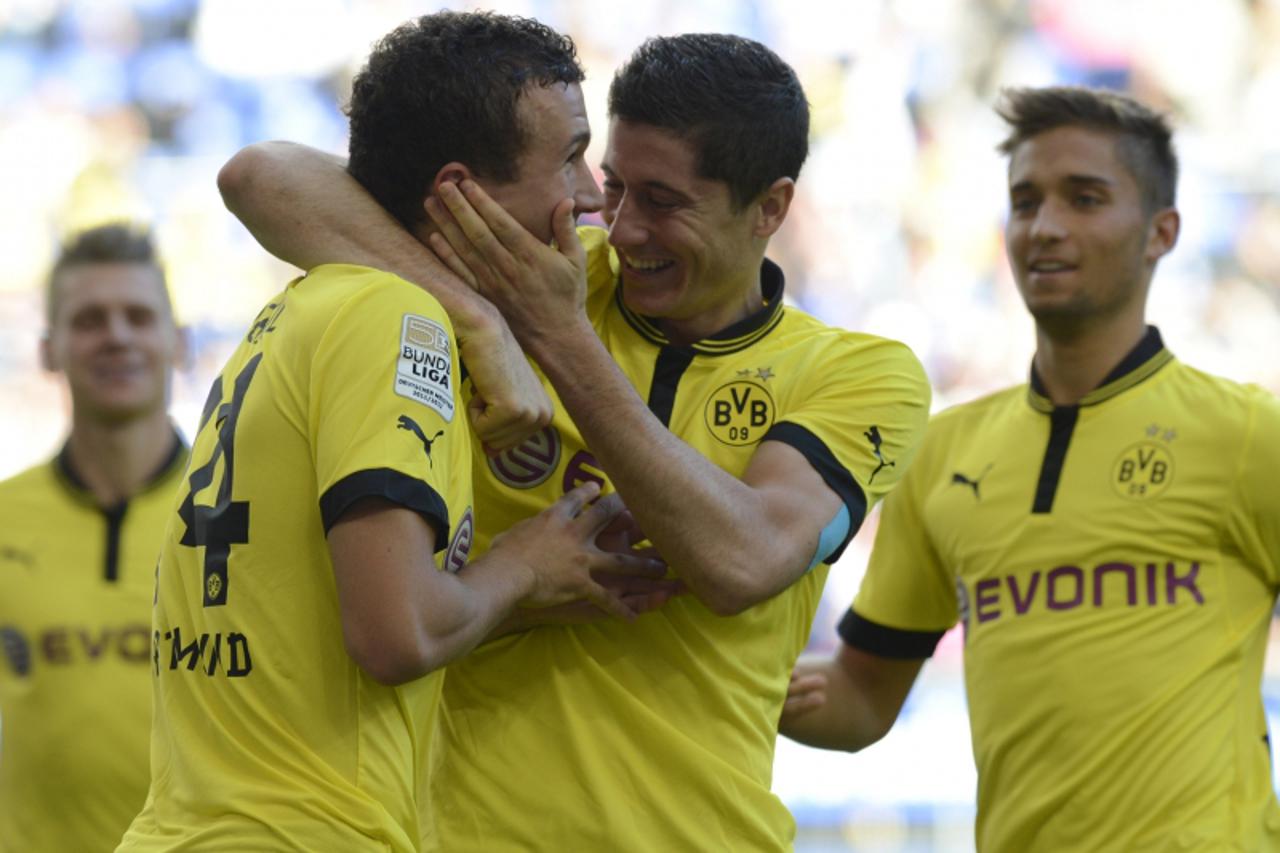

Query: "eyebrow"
left=599, top=163, right=692, bottom=201
left=1010, top=174, right=1115, bottom=193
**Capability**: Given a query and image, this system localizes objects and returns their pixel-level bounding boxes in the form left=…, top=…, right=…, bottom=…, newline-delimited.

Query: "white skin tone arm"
left=217, top=141, right=551, bottom=452
left=327, top=485, right=667, bottom=685
left=778, top=643, right=925, bottom=751
left=424, top=181, right=845, bottom=616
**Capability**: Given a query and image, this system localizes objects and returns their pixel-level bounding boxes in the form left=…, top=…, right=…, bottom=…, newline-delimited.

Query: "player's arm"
left=426, top=183, right=918, bottom=615
left=779, top=643, right=924, bottom=751
left=216, top=141, right=550, bottom=452
left=327, top=484, right=664, bottom=685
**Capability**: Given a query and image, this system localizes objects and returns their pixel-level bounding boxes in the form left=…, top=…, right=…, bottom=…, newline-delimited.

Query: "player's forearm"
left=409, top=554, right=537, bottom=673
left=780, top=670, right=887, bottom=752
left=217, top=141, right=499, bottom=333
left=530, top=324, right=804, bottom=615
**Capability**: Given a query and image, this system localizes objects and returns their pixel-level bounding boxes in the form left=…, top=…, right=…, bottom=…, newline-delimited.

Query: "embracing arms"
left=424, top=183, right=874, bottom=615
left=327, top=485, right=664, bottom=685
left=217, top=142, right=550, bottom=452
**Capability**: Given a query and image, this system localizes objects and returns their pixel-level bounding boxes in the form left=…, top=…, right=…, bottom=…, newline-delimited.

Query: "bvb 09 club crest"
left=704, top=381, right=775, bottom=446
left=1111, top=440, right=1174, bottom=500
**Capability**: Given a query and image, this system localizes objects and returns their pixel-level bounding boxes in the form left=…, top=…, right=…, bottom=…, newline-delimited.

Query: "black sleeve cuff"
left=762, top=421, right=867, bottom=563
left=838, top=609, right=945, bottom=659
left=319, top=468, right=451, bottom=552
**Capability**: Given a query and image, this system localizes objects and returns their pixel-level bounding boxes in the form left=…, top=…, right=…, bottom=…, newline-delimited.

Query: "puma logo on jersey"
left=397, top=415, right=443, bottom=466
left=952, top=464, right=993, bottom=500
left=865, top=426, right=895, bottom=483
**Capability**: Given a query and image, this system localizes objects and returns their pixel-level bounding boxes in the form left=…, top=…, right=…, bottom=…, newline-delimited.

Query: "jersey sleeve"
left=1225, top=386, right=1280, bottom=589
left=762, top=336, right=930, bottom=563
left=311, top=271, right=463, bottom=551
left=841, top=431, right=958, bottom=658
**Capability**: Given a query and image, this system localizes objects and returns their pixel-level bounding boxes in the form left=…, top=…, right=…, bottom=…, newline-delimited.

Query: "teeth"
left=1032, top=261, right=1071, bottom=272
left=625, top=255, right=674, bottom=272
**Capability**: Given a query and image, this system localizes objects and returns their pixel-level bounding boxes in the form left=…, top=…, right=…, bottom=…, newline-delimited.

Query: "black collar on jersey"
left=54, top=426, right=187, bottom=583
left=615, top=258, right=787, bottom=356
left=54, top=425, right=189, bottom=503
left=1025, top=325, right=1171, bottom=514
left=1026, top=325, right=1173, bottom=414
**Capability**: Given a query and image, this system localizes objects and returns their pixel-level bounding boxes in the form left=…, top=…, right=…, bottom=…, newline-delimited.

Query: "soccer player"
left=780, top=86, right=1280, bottom=851
left=0, top=224, right=189, bottom=851
left=218, top=29, right=931, bottom=850
left=117, top=15, right=660, bottom=852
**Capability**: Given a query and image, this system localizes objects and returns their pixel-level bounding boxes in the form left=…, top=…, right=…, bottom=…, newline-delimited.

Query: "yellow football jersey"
left=0, top=438, right=186, bottom=852
left=427, top=228, right=931, bottom=851
left=119, top=264, right=473, bottom=852
left=847, top=328, right=1280, bottom=852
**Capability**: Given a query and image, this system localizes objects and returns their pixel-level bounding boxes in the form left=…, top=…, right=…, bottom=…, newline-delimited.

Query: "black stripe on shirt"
left=839, top=609, right=945, bottom=659
left=320, top=468, right=450, bottom=551
left=763, top=421, right=867, bottom=563
left=103, top=503, right=127, bottom=582
left=646, top=347, right=696, bottom=427
left=1031, top=406, right=1079, bottom=514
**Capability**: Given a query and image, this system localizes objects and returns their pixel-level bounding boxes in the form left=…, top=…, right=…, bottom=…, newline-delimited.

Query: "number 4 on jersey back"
left=177, top=354, right=262, bottom=607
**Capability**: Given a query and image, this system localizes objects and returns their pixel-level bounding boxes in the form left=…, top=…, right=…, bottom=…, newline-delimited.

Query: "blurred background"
left=2, top=0, right=1278, bottom=850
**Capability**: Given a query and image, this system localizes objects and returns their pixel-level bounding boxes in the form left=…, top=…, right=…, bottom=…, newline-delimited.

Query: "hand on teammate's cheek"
left=425, top=181, right=589, bottom=348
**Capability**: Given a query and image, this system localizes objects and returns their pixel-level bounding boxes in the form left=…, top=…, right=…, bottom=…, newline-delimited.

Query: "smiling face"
left=1005, top=125, right=1177, bottom=332
left=479, top=82, right=603, bottom=245
left=43, top=262, right=182, bottom=425
left=601, top=119, right=771, bottom=343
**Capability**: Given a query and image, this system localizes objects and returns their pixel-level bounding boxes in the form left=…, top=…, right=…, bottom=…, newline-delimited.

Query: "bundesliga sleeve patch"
left=395, top=314, right=455, bottom=421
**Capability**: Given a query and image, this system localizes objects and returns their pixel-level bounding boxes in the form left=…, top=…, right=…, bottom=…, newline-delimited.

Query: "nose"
left=606, top=193, right=648, bottom=249
left=1029, top=198, right=1067, bottom=242
left=574, top=166, right=604, bottom=216
left=103, top=309, right=134, bottom=345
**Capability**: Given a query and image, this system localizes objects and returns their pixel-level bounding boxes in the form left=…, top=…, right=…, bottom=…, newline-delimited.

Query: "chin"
left=620, top=287, right=678, bottom=319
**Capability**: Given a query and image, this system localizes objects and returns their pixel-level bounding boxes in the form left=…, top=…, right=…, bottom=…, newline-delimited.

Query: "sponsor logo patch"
left=445, top=507, right=474, bottom=573
left=489, top=426, right=562, bottom=488
left=395, top=314, right=455, bottom=421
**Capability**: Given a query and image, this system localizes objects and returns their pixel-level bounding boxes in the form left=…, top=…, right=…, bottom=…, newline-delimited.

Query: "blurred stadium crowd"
left=2, top=0, right=1278, bottom=849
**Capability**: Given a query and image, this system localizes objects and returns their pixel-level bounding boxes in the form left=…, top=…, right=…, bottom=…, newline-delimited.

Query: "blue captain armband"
left=807, top=504, right=852, bottom=571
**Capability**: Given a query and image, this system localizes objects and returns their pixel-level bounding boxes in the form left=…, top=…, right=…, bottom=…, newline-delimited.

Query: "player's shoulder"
left=0, top=459, right=56, bottom=503
left=303, top=263, right=443, bottom=308
left=778, top=310, right=928, bottom=382
left=1164, top=359, right=1277, bottom=412
left=924, top=384, right=1025, bottom=442
left=298, top=264, right=452, bottom=335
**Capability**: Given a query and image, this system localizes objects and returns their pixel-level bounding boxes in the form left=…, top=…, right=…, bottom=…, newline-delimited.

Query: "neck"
left=1032, top=309, right=1147, bottom=406
left=64, top=410, right=176, bottom=507
left=656, top=272, right=764, bottom=348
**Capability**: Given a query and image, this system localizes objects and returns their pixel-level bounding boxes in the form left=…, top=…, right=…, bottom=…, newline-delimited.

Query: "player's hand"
left=507, top=502, right=680, bottom=626
left=491, top=484, right=668, bottom=620
left=780, top=661, right=829, bottom=726
left=454, top=314, right=553, bottom=453
left=425, top=180, right=587, bottom=349
left=517, top=571, right=685, bottom=627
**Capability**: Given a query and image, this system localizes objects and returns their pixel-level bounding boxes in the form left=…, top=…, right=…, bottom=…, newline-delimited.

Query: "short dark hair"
left=346, top=11, right=584, bottom=227
left=995, top=86, right=1178, bottom=212
left=47, top=223, right=168, bottom=325
left=607, top=33, right=809, bottom=211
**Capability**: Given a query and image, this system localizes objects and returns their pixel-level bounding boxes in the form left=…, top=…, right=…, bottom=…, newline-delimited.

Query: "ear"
left=430, top=162, right=475, bottom=199
left=751, top=177, right=796, bottom=240
left=39, top=334, right=57, bottom=373
left=1144, top=207, right=1180, bottom=264
left=174, top=324, right=193, bottom=372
